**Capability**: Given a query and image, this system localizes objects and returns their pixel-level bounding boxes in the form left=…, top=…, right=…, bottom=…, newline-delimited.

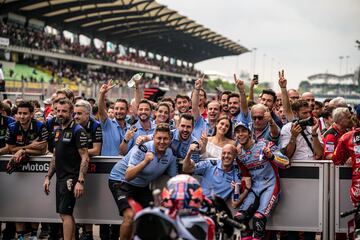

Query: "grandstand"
left=0, top=0, right=248, bottom=101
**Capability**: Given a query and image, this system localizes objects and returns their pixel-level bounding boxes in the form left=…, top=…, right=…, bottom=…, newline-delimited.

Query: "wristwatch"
left=77, top=179, right=85, bottom=184
left=123, top=138, right=129, bottom=144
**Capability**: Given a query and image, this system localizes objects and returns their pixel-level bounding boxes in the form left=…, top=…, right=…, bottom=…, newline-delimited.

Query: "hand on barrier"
left=6, top=151, right=30, bottom=174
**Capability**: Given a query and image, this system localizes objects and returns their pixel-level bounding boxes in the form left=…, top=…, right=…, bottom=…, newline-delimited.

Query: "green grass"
left=3, top=64, right=52, bottom=82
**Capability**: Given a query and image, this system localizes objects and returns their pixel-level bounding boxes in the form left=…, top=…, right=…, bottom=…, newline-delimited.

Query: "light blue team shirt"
left=192, top=116, right=208, bottom=140
left=129, top=141, right=177, bottom=187
left=194, top=159, right=241, bottom=199
left=101, top=118, right=128, bottom=156
left=109, top=141, right=177, bottom=186
left=170, top=129, right=198, bottom=159
left=127, top=120, right=156, bottom=152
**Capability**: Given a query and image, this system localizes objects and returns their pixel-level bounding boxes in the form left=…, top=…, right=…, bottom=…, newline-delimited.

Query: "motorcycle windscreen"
left=133, top=213, right=178, bottom=240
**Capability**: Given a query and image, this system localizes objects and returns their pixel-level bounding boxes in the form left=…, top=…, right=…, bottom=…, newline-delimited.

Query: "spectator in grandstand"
left=301, top=92, right=316, bottom=111
left=5, top=101, right=48, bottom=240
left=43, top=99, right=89, bottom=240
left=201, top=115, right=235, bottom=158
left=322, top=107, right=353, bottom=160
left=108, top=123, right=177, bottom=240
left=280, top=100, right=323, bottom=161
left=251, top=104, right=281, bottom=145
left=182, top=143, right=251, bottom=207
left=220, top=90, right=232, bottom=115
left=98, top=81, right=129, bottom=156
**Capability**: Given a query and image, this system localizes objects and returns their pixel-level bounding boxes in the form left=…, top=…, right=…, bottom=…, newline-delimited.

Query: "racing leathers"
left=332, top=128, right=360, bottom=206
left=235, top=139, right=289, bottom=239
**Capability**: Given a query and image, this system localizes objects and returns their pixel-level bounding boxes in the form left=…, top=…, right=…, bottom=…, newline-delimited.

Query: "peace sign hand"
left=233, top=74, right=245, bottom=92
left=99, top=79, right=117, bottom=94
left=278, top=70, right=287, bottom=88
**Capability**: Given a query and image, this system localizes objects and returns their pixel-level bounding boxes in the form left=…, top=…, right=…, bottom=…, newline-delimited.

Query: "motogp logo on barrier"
left=21, top=162, right=49, bottom=172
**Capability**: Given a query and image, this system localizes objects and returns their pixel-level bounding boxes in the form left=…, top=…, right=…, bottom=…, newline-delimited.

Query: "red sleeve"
left=332, top=134, right=350, bottom=165
left=323, top=134, right=336, bottom=159
left=236, top=159, right=250, bottom=177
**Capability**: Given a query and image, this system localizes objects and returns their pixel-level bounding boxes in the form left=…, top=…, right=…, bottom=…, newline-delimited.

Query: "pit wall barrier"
left=0, top=156, right=349, bottom=239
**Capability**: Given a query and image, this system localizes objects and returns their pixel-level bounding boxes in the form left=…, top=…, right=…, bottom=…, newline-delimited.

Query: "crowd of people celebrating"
left=0, top=69, right=359, bottom=240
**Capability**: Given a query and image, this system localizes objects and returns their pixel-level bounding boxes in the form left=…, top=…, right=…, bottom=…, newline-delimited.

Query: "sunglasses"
left=252, top=116, right=264, bottom=121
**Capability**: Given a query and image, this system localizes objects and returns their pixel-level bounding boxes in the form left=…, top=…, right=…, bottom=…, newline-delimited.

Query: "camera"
left=294, top=117, right=315, bottom=128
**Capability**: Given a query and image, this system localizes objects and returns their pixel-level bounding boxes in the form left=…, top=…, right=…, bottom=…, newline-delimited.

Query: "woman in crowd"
left=153, top=102, right=170, bottom=125
left=202, top=115, right=235, bottom=158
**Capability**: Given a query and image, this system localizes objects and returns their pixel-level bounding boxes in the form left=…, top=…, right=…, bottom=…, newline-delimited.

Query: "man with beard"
left=108, top=123, right=177, bottom=240
left=73, top=100, right=102, bottom=240
left=136, top=113, right=198, bottom=161
left=259, top=89, right=283, bottom=128
left=191, top=79, right=220, bottom=139
left=220, top=91, right=232, bottom=116
left=5, top=101, right=48, bottom=240
left=98, top=80, right=130, bottom=156
left=98, top=81, right=130, bottom=239
left=228, top=75, right=252, bottom=133
left=175, top=94, right=191, bottom=115
left=120, top=99, right=155, bottom=155
left=233, top=121, right=289, bottom=240
left=43, top=99, right=89, bottom=240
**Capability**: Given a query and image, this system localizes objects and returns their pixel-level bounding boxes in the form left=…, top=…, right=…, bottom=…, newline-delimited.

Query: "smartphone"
left=253, top=74, right=259, bottom=85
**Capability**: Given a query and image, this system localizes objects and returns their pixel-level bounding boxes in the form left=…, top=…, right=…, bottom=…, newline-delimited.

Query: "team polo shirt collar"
left=135, top=119, right=155, bottom=132
left=61, top=120, right=76, bottom=131
left=252, top=123, right=269, bottom=141
left=172, top=129, right=193, bottom=145
left=215, top=160, right=236, bottom=176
